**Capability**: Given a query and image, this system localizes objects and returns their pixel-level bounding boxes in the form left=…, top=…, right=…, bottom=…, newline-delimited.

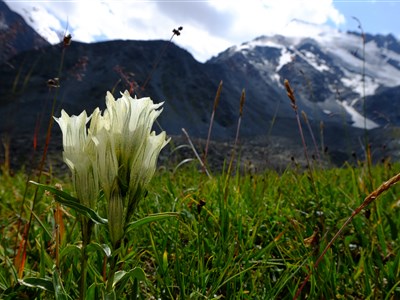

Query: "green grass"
left=1, top=159, right=400, bottom=299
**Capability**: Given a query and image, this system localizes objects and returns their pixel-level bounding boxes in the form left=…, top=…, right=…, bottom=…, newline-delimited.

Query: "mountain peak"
left=0, top=0, right=50, bottom=63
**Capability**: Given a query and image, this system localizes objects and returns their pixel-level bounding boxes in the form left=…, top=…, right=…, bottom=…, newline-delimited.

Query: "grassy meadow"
left=1, top=153, right=400, bottom=299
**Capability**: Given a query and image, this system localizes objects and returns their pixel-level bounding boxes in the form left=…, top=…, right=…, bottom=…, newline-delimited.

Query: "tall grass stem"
left=204, top=80, right=223, bottom=161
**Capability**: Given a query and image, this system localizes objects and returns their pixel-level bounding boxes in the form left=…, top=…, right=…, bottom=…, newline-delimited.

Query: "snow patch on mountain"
left=291, top=46, right=330, bottom=72
left=340, top=73, right=379, bottom=96
left=237, top=39, right=282, bottom=51
left=276, top=48, right=292, bottom=71
left=321, top=36, right=400, bottom=88
left=303, top=51, right=330, bottom=72
left=0, top=14, right=8, bottom=30
left=338, top=100, right=379, bottom=129
left=235, top=22, right=400, bottom=85
left=323, top=109, right=332, bottom=115
left=218, top=21, right=400, bottom=130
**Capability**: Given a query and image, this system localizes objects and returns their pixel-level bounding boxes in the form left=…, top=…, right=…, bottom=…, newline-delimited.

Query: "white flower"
left=93, top=91, right=169, bottom=245
left=55, top=90, right=169, bottom=246
left=54, top=110, right=99, bottom=209
left=95, top=91, right=169, bottom=194
left=89, top=108, right=118, bottom=201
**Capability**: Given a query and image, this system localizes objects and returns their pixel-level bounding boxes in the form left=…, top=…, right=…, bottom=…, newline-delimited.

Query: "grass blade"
left=125, top=212, right=179, bottom=233
left=19, top=277, right=54, bottom=292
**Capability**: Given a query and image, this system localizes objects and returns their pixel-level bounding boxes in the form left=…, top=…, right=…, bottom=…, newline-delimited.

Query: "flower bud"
left=108, top=182, right=124, bottom=246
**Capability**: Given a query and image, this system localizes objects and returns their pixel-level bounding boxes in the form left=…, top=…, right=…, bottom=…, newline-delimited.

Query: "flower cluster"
left=55, top=91, right=169, bottom=245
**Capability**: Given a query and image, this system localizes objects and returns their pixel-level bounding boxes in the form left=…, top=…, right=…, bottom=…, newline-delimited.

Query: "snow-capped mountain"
left=2, top=11, right=400, bottom=166
left=209, top=21, right=400, bottom=130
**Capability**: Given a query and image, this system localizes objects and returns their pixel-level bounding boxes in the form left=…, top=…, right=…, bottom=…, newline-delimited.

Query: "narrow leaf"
left=384, top=212, right=398, bottom=241
left=32, top=210, right=52, bottom=239
left=52, top=268, right=72, bottom=300
left=173, top=158, right=195, bottom=174
left=30, top=181, right=78, bottom=202
left=87, top=282, right=103, bottom=299
left=59, top=244, right=81, bottom=260
left=30, top=181, right=107, bottom=225
left=19, top=277, right=54, bottom=292
left=125, top=213, right=179, bottom=233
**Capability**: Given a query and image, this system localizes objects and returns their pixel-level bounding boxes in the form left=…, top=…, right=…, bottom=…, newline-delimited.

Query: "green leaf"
left=59, top=244, right=81, bottom=260
left=30, top=181, right=107, bottom=225
left=104, top=290, right=116, bottom=300
left=113, top=271, right=126, bottom=286
left=32, top=210, right=52, bottom=239
left=113, top=267, right=146, bottom=288
left=87, top=282, right=104, bottom=299
left=112, top=268, right=146, bottom=299
left=87, top=242, right=112, bottom=258
left=19, top=277, right=54, bottom=292
left=173, top=158, right=195, bottom=174
left=384, top=212, right=398, bottom=241
left=52, top=267, right=72, bottom=300
left=125, top=212, right=179, bottom=233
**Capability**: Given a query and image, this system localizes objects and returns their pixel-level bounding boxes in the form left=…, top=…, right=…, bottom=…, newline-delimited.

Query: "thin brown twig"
left=235, top=89, right=246, bottom=148
left=181, top=128, right=211, bottom=178
left=15, top=41, right=68, bottom=277
left=294, top=171, right=400, bottom=299
left=204, top=80, right=223, bottom=161
left=141, top=26, right=183, bottom=91
left=223, top=89, right=246, bottom=203
left=284, top=79, right=317, bottom=195
left=301, top=111, right=321, bottom=162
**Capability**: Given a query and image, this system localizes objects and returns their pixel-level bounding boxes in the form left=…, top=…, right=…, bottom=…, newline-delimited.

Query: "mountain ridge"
left=2, top=2, right=400, bottom=168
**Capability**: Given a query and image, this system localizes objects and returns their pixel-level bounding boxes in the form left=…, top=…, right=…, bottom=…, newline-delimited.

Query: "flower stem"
left=106, top=255, right=117, bottom=294
left=79, top=218, right=93, bottom=300
left=79, top=249, right=88, bottom=300
left=106, top=239, right=122, bottom=295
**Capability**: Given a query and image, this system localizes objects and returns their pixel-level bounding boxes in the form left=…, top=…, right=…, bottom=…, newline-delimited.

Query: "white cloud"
left=206, top=0, right=345, bottom=40
left=5, top=0, right=345, bottom=62
left=177, top=23, right=233, bottom=61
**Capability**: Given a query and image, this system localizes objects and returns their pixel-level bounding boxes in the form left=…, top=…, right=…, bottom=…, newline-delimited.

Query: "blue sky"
left=333, top=1, right=400, bottom=35
left=4, top=0, right=400, bottom=62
